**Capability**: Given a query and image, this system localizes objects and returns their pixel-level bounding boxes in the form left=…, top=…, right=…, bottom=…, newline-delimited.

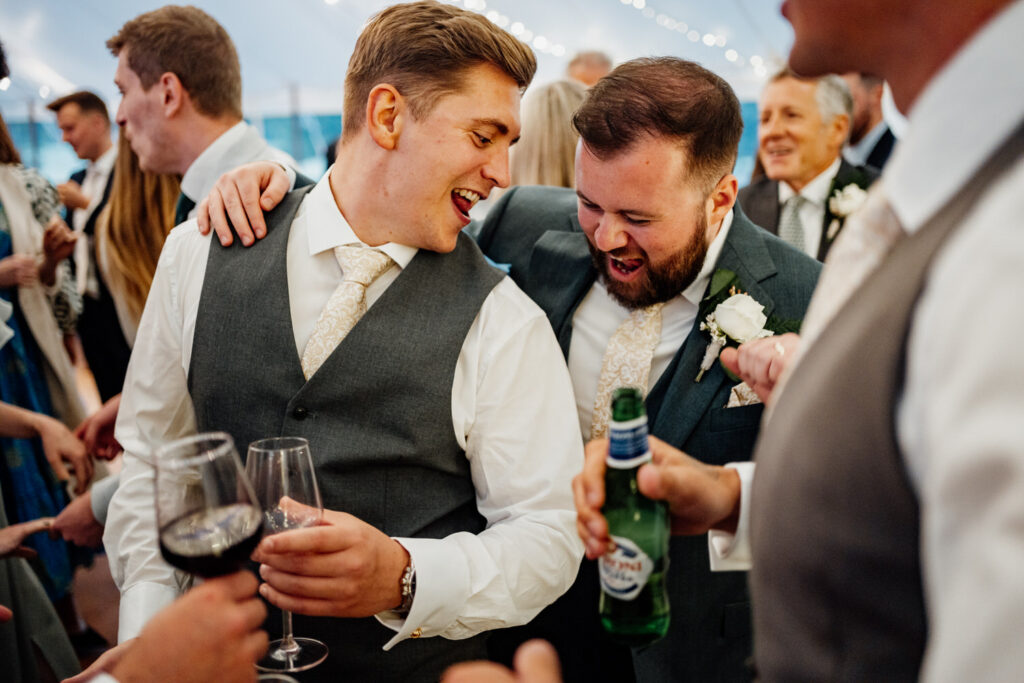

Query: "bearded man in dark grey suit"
left=739, top=69, right=878, bottom=261
left=474, top=57, right=821, bottom=683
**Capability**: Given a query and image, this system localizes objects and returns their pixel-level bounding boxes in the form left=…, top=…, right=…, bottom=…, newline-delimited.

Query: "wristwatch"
left=396, top=556, right=416, bottom=616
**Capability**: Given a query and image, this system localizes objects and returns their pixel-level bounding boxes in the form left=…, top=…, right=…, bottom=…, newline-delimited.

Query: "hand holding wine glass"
left=246, top=437, right=329, bottom=672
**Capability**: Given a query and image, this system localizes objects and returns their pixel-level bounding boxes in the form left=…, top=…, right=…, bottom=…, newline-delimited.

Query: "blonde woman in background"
left=509, top=79, right=586, bottom=189
left=54, top=132, right=179, bottom=550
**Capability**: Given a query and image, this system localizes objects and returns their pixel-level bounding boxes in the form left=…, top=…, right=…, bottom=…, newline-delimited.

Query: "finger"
left=49, top=458, right=71, bottom=482
left=222, top=180, right=257, bottom=247
left=719, top=347, right=740, bottom=376
left=234, top=177, right=267, bottom=241
left=205, top=570, right=260, bottom=601
left=513, top=639, right=562, bottom=683
left=259, top=167, right=291, bottom=216
left=259, top=563, right=345, bottom=597
left=256, top=517, right=358, bottom=555
left=258, top=582, right=341, bottom=617
left=580, top=439, right=609, bottom=508
left=239, top=628, right=270, bottom=664
left=19, top=517, right=55, bottom=536
left=196, top=197, right=212, bottom=235
left=12, top=546, right=38, bottom=559
left=442, top=662, right=517, bottom=683
left=207, top=186, right=234, bottom=247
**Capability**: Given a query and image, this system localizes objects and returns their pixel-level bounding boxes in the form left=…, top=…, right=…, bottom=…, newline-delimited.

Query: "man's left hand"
left=253, top=509, right=409, bottom=618
left=0, top=517, right=53, bottom=558
left=57, top=180, right=90, bottom=211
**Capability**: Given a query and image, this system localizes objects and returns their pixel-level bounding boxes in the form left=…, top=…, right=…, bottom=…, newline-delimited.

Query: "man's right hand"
left=720, top=332, right=801, bottom=404
left=95, top=572, right=268, bottom=683
left=196, top=161, right=291, bottom=247
left=573, top=436, right=742, bottom=559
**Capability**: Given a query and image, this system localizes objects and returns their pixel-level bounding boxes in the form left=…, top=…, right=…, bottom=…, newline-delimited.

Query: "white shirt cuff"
left=707, top=461, right=756, bottom=571
left=375, top=536, right=470, bottom=650
left=117, top=581, right=180, bottom=642
left=90, top=675, right=119, bottom=683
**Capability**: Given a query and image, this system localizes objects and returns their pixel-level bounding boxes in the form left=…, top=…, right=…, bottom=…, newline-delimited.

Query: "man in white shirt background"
left=738, top=69, right=878, bottom=261
left=47, top=91, right=131, bottom=403
left=99, top=3, right=581, bottom=682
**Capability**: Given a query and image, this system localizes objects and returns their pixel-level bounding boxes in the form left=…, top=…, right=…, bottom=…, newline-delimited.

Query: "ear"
left=706, top=173, right=738, bottom=240
left=158, top=72, right=186, bottom=118
left=365, top=84, right=404, bottom=151
left=829, top=112, right=851, bottom=149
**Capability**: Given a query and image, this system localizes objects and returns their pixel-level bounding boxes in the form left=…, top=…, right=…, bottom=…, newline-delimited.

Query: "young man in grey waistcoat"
left=101, top=3, right=583, bottom=682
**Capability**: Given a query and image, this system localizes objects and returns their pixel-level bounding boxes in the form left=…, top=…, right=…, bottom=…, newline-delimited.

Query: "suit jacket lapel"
left=526, top=213, right=596, bottom=358
left=649, top=210, right=778, bottom=446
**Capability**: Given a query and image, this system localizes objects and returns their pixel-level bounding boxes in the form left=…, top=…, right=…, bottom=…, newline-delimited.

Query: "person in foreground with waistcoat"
left=101, top=2, right=583, bottom=682
left=197, top=57, right=822, bottom=683
left=574, top=0, right=1024, bottom=681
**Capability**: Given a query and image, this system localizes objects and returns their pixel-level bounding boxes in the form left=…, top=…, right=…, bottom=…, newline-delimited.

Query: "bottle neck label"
left=607, top=416, right=651, bottom=470
left=599, top=535, right=654, bottom=601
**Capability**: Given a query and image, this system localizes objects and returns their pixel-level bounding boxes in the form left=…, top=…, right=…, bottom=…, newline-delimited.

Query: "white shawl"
left=0, top=165, right=84, bottom=426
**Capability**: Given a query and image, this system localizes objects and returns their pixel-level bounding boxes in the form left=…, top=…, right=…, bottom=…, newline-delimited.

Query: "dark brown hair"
left=46, top=91, right=111, bottom=125
left=573, top=57, right=743, bottom=192
left=342, top=0, right=536, bottom=141
left=107, top=5, right=242, bottom=119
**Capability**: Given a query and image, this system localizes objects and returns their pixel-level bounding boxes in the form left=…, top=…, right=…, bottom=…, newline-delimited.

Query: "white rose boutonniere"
left=696, top=293, right=774, bottom=382
left=826, top=183, right=869, bottom=241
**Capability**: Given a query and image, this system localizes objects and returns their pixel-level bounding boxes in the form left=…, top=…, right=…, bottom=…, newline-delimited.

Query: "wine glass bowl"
left=246, top=436, right=329, bottom=673
left=154, top=432, right=263, bottom=578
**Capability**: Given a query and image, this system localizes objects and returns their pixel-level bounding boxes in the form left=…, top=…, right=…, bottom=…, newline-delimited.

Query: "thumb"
left=719, top=347, right=740, bottom=377
left=513, top=640, right=562, bottom=683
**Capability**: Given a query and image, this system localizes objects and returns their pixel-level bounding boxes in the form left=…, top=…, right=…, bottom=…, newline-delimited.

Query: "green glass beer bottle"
left=598, top=387, right=671, bottom=646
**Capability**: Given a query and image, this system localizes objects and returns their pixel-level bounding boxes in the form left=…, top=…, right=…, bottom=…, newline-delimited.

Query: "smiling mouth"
left=609, top=255, right=644, bottom=277
left=451, top=188, right=482, bottom=218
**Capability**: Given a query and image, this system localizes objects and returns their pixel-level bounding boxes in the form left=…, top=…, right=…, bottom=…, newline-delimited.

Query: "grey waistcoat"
left=188, top=186, right=504, bottom=682
left=749, top=119, right=1024, bottom=682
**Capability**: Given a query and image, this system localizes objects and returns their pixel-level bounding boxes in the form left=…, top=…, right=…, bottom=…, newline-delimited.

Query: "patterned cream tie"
left=590, top=302, right=665, bottom=441
left=300, top=246, right=393, bottom=379
left=771, top=181, right=905, bottom=407
left=778, top=194, right=808, bottom=253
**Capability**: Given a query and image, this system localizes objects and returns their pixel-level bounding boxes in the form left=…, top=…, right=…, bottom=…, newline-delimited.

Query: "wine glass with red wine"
left=245, top=436, right=328, bottom=673
left=155, top=432, right=263, bottom=578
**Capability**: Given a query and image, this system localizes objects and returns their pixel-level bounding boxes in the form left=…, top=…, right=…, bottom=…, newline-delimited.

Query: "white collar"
left=845, top=121, right=889, bottom=167
left=885, top=0, right=1024, bottom=234
left=778, top=157, right=842, bottom=207
left=179, top=120, right=249, bottom=202
left=89, top=144, right=117, bottom=176
left=300, top=172, right=417, bottom=269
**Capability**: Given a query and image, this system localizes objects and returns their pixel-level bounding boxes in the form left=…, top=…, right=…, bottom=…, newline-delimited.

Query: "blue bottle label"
left=599, top=536, right=654, bottom=601
left=607, top=416, right=652, bottom=469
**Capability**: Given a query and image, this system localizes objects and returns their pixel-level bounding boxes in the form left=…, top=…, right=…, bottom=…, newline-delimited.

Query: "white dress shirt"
left=104, top=172, right=584, bottom=650
left=72, top=144, right=116, bottom=298
left=713, top=3, right=1024, bottom=680
left=777, top=157, right=841, bottom=259
left=568, top=211, right=733, bottom=438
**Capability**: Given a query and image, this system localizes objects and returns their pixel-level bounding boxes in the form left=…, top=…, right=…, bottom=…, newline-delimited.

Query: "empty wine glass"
left=246, top=436, right=329, bottom=673
left=154, top=432, right=263, bottom=578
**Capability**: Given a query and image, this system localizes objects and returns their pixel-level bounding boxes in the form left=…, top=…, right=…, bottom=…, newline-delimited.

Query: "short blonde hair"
left=510, top=79, right=586, bottom=188
left=342, top=1, right=535, bottom=141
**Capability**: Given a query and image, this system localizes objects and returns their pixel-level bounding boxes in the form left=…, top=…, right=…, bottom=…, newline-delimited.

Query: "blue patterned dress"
left=0, top=165, right=80, bottom=600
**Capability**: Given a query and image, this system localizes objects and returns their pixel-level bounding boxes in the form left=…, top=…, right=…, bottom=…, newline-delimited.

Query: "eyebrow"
left=470, top=118, right=510, bottom=136
left=575, top=190, right=657, bottom=219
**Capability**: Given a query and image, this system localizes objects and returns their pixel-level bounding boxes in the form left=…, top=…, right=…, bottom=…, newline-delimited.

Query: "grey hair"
left=814, top=74, right=853, bottom=127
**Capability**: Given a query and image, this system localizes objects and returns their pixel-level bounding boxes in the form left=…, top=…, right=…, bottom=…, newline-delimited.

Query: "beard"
left=587, top=210, right=710, bottom=310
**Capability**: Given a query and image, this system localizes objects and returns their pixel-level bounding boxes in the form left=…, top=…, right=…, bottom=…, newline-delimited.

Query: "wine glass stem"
left=279, top=611, right=300, bottom=655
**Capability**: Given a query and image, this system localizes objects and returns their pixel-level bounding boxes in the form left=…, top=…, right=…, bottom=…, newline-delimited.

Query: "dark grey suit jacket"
left=473, top=186, right=822, bottom=683
left=737, top=158, right=879, bottom=261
